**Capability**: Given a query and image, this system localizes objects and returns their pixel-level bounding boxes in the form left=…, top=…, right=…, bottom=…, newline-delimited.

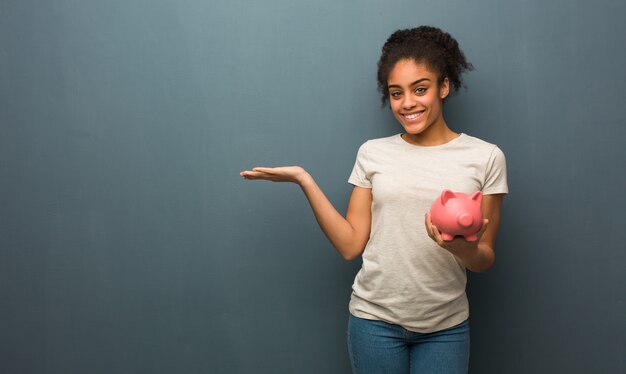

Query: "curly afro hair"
left=377, top=26, right=473, bottom=106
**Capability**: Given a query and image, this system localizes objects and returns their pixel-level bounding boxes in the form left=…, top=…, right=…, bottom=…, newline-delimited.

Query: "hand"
left=240, top=166, right=311, bottom=186
left=424, top=212, right=489, bottom=257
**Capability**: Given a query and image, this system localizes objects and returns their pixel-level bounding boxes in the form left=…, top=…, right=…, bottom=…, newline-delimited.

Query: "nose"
left=402, top=95, right=417, bottom=110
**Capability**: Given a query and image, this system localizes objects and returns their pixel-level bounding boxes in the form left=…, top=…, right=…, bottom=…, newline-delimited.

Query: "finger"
left=241, top=171, right=270, bottom=180
left=425, top=214, right=445, bottom=245
left=431, top=224, right=445, bottom=244
left=424, top=213, right=434, bottom=237
left=477, top=218, right=489, bottom=236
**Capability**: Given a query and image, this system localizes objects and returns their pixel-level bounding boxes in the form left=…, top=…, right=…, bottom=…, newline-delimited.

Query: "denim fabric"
left=347, top=314, right=470, bottom=374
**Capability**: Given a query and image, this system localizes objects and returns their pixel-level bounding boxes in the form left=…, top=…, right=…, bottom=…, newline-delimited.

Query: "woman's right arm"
left=240, top=166, right=372, bottom=260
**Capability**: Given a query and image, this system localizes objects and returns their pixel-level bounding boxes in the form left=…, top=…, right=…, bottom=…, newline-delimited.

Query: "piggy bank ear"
left=469, top=191, right=483, bottom=203
left=441, top=190, right=456, bottom=205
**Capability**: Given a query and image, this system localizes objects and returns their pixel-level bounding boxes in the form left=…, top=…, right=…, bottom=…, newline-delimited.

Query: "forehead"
left=387, top=59, right=438, bottom=84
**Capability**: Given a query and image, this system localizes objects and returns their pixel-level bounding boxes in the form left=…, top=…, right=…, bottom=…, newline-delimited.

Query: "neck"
left=402, top=119, right=458, bottom=146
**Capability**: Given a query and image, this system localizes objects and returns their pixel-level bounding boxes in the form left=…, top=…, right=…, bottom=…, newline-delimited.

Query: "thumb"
left=479, top=218, right=489, bottom=234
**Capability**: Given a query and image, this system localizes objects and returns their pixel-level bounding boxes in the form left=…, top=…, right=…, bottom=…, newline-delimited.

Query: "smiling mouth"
left=403, top=111, right=425, bottom=120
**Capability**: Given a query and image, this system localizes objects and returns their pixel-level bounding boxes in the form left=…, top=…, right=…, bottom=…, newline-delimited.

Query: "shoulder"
left=457, top=134, right=505, bottom=158
left=357, top=134, right=401, bottom=152
left=459, top=133, right=498, bottom=148
left=352, top=135, right=401, bottom=164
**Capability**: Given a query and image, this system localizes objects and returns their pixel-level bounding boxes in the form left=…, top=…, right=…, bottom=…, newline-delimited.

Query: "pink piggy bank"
left=429, top=190, right=483, bottom=241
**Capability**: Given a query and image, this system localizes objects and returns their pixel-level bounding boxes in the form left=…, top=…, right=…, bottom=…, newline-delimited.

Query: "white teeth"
left=404, top=112, right=423, bottom=120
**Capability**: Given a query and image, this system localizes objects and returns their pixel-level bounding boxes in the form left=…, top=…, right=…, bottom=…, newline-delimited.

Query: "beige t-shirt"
left=348, top=133, right=508, bottom=333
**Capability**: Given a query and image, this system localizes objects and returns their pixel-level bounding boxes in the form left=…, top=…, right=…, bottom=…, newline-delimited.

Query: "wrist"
left=296, top=171, right=314, bottom=187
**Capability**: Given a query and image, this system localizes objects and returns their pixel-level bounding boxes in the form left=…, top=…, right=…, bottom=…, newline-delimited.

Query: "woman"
left=240, top=26, right=508, bottom=374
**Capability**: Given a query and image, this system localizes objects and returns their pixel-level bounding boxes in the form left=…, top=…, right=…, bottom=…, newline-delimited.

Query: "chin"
left=403, top=122, right=430, bottom=135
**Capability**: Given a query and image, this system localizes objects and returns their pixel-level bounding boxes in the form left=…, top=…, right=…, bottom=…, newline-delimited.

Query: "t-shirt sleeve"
left=482, top=146, right=508, bottom=195
left=348, top=142, right=372, bottom=188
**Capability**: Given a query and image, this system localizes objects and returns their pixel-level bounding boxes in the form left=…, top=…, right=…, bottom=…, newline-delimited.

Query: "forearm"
left=240, top=166, right=368, bottom=260
left=298, top=174, right=365, bottom=260
left=454, top=243, right=495, bottom=273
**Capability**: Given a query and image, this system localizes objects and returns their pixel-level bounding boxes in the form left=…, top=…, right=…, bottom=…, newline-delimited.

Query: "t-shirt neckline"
left=396, top=133, right=465, bottom=149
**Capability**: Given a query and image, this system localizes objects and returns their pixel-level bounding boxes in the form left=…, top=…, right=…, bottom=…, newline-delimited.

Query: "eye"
left=415, top=87, right=427, bottom=94
left=390, top=91, right=402, bottom=99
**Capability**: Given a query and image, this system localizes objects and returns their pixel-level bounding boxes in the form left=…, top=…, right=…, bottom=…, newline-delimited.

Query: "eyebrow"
left=388, top=78, right=431, bottom=89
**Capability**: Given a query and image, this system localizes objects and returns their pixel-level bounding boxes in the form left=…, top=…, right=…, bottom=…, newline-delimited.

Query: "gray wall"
left=1, top=0, right=624, bottom=373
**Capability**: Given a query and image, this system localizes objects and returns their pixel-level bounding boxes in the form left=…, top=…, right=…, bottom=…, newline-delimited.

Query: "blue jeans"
left=347, top=314, right=470, bottom=374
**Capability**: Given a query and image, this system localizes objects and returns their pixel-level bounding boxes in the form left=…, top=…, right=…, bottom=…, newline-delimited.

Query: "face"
left=387, top=59, right=450, bottom=137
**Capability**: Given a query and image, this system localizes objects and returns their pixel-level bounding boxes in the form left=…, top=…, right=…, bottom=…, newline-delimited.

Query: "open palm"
left=240, top=166, right=308, bottom=184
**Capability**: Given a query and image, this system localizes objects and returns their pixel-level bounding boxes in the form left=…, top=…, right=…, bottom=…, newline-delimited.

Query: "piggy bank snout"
left=457, top=212, right=474, bottom=228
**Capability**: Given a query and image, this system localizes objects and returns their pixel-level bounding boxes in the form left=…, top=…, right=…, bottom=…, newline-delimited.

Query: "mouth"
left=402, top=110, right=425, bottom=121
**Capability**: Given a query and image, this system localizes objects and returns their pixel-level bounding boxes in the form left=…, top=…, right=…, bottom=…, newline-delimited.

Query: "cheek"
left=422, top=95, right=441, bottom=110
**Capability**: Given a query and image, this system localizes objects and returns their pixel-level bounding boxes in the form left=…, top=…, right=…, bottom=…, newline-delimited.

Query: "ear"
left=441, top=189, right=456, bottom=205
left=440, top=77, right=450, bottom=100
left=469, top=191, right=483, bottom=204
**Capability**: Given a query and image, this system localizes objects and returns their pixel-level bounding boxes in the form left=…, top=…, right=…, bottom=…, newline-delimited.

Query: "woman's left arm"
left=425, top=193, right=504, bottom=273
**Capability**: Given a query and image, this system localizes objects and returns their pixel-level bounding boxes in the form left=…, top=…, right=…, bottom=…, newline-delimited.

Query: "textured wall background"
left=1, top=0, right=625, bottom=372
